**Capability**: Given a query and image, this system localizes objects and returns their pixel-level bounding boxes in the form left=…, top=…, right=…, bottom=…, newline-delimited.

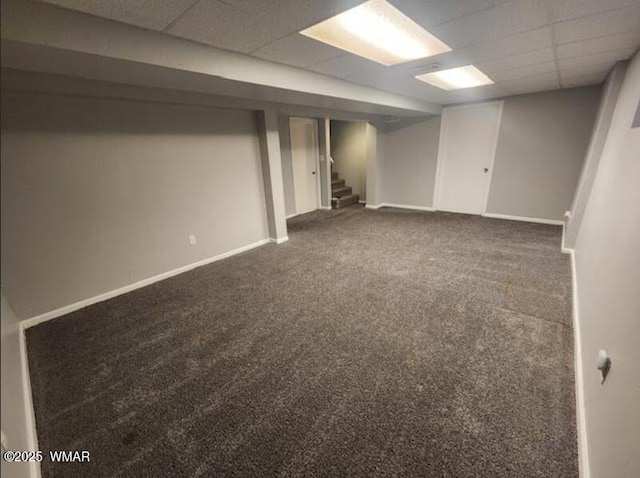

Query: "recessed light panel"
left=415, top=65, right=495, bottom=90
left=300, top=0, right=451, bottom=66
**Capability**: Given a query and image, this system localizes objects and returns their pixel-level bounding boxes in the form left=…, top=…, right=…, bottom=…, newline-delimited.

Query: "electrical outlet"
left=188, top=234, right=197, bottom=245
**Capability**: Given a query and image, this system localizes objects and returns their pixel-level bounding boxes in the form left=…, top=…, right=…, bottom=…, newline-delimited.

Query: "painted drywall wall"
left=278, top=115, right=296, bottom=217
left=318, top=118, right=332, bottom=209
left=1, top=89, right=270, bottom=319
left=565, top=64, right=627, bottom=249
left=330, top=121, right=367, bottom=201
left=572, top=52, right=640, bottom=477
left=364, top=122, right=380, bottom=207
left=256, top=110, right=287, bottom=242
left=380, top=117, right=440, bottom=208
left=486, top=86, right=600, bottom=221
left=1, top=293, right=33, bottom=478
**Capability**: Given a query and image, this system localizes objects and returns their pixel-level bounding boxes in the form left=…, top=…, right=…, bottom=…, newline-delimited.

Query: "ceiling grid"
left=33, top=0, right=640, bottom=104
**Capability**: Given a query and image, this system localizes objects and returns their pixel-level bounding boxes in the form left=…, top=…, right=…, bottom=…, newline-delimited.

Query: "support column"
left=257, top=109, right=288, bottom=243
left=365, top=122, right=382, bottom=207
left=318, top=117, right=332, bottom=208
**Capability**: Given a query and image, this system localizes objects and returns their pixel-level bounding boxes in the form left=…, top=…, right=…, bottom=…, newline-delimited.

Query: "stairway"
left=331, top=171, right=360, bottom=209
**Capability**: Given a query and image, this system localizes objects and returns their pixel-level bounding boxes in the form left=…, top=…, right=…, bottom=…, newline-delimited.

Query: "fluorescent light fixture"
left=300, top=0, right=451, bottom=66
left=415, top=65, right=494, bottom=90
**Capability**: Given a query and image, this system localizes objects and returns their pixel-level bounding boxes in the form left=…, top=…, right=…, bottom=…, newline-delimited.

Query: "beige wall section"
left=380, top=117, right=440, bottom=208
left=364, top=122, right=380, bottom=206
left=572, top=52, right=640, bottom=478
left=565, top=64, right=627, bottom=249
left=256, top=110, right=287, bottom=241
left=1, top=293, right=34, bottom=478
left=1, top=90, right=270, bottom=319
left=486, top=86, right=601, bottom=221
left=278, top=115, right=297, bottom=217
left=318, top=118, right=332, bottom=209
left=330, top=121, right=367, bottom=201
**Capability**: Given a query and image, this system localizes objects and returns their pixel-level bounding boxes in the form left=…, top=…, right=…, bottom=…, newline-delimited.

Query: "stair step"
left=331, top=171, right=339, bottom=180
left=332, top=194, right=359, bottom=209
left=332, top=186, right=352, bottom=198
left=331, top=178, right=345, bottom=188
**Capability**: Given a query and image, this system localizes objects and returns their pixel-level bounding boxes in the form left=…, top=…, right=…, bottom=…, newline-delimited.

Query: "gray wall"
left=565, top=64, right=627, bottom=248
left=374, top=88, right=598, bottom=218
left=1, top=292, right=33, bottom=478
left=572, top=52, right=640, bottom=477
left=380, top=117, right=440, bottom=207
left=486, top=86, right=601, bottom=221
left=364, top=122, right=380, bottom=206
left=330, top=121, right=368, bottom=201
left=1, top=90, right=270, bottom=318
left=278, top=115, right=297, bottom=217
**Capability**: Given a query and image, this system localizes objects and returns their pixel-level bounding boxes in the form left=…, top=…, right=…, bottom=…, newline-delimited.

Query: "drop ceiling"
left=34, top=0, right=640, bottom=104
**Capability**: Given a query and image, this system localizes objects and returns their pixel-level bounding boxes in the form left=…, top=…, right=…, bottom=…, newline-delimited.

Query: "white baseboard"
left=365, top=203, right=435, bottom=212
left=379, top=203, right=435, bottom=212
left=21, top=238, right=273, bottom=329
left=568, top=248, right=590, bottom=478
left=561, top=223, right=573, bottom=254
left=271, top=236, right=289, bottom=244
left=288, top=207, right=330, bottom=218
left=482, top=212, right=564, bottom=226
left=358, top=200, right=366, bottom=204
left=19, top=324, right=41, bottom=478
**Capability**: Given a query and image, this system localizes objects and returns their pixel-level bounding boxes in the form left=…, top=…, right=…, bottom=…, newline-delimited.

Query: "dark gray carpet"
left=27, top=206, right=577, bottom=477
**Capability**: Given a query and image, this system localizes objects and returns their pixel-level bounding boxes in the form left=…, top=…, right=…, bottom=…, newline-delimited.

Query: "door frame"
left=289, top=117, right=321, bottom=215
left=432, top=101, right=504, bottom=214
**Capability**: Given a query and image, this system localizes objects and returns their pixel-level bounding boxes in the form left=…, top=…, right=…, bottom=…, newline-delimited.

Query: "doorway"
left=435, top=102, right=503, bottom=215
left=290, top=117, right=321, bottom=215
left=329, top=120, right=370, bottom=208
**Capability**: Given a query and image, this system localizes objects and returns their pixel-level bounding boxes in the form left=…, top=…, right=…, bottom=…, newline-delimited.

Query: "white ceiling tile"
left=438, top=27, right=552, bottom=69
left=388, top=0, right=509, bottom=29
left=458, top=27, right=554, bottom=63
left=167, top=1, right=281, bottom=53
left=557, top=30, right=640, bottom=59
left=562, top=78, right=605, bottom=88
left=558, top=62, right=617, bottom=89
left=400, top=80, right=451, bottom=100
left=222, top=0, right=365, bottom=23
left=167, top=0, right=365, bottom=53
left=558, top=48, right=636, bottom=69
left=504, top=85, right=561, bottom=97
left=429, top=0, right=550, bottom=48
left=443, top=84, right=511, bottom=104
left=253, top=33, right=344, bottom=68
left=505, top=78, right=559, bottom=90
left=308, top=54, right=374, bottom=78
left=559, top=63, right=614, bottom=79
left=499, top=71, right=560, bottom=89
left=547, top=0, right=640, bottom=23
left=490, top=61, right=557, bottom=81
left=560, top=70, right=609, bottom=87
left=476, top=47, right=555, bottom=73
left=393, top=28, right=553, bottom=77
left=28, top=0, right=640, bottom=106
left=39, top=0, right=196, bottom=30
left=554, top=4, right=640, bottom=44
